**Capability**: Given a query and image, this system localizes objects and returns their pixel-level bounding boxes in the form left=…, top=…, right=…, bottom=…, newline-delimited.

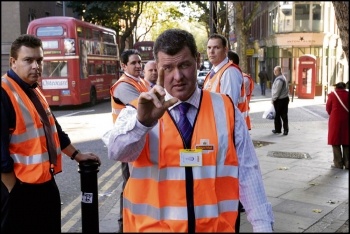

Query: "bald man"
left=143, top=60, right=158, bottom=89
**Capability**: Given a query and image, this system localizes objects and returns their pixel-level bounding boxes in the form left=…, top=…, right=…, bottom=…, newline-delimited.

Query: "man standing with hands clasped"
left=109, top=49, right=148, bottom=232
left=271, top=65, right=290, bottom=135
left=1, top=34, right=101, bottom=233
left=105, top=28, right=274, bottom=232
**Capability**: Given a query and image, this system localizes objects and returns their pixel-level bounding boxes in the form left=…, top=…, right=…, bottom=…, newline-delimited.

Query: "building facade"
left=1, top=1, right=76, bottom=75
left=231, top=1, right=348, bottom=99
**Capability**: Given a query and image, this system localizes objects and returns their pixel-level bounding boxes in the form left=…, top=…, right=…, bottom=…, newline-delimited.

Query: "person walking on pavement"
left=143, top=60, right=158, bottom=89
left=258, top=67, right=269, bottom=95
left=1, top=34, right=101, bottom=233
left=110, top=49, right=148, bottom=233
left=203, top=34, right=249, bottom=129
left=271, top=66, right=290, bottom=135
left=106, top=28, right=274, bottom=232
left=326, top=81, right=349, bottom=169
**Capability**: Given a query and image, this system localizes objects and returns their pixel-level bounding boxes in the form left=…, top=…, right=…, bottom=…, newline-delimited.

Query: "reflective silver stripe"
left=149, top=122, right=159, bottom=163
left=124, top=198, right=238, bottom=220
left=193, top=165, right=238, bottom=178
left=124, top=197, right=188, bottom=220
left=2, top=77, right=51, bottom=165
left=131, top=162, right=237, bottom=181
left=11, top=151, right=50, bottom=164
left=131, top=166, right=185, bottom=181
left=51, top=124, right=58, bottom=133
left=11, top=125, right=46, bottom=143
left=112, top=108, right=121, bottom=114
left=210, top=93, right=229, bottom=166
left=3, top=78, right=47, bottom=143
left=195, top=200, right=238, bottom=219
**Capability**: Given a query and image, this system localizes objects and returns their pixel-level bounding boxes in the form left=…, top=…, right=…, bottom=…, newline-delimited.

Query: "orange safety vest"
left=123, top=91, right=239, bottom=232
left=110, top=74, right=148, bottom=123
left=203, top=62, right=249, bottom=128
left=2, top=75, right=62, bottom=183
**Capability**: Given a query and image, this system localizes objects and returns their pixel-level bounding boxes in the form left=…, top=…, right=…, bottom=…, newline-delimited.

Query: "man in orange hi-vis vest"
left=109, top=49, right=149, bottom=233
left=203, top=34, right=249, bottom=130
left=1, top=34, right=101, bottom=233
left=105, top=29, right=274, bottom=233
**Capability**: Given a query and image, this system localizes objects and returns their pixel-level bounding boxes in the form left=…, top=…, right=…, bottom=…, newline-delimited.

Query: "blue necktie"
left=210, top=69, right=216, bottom=79
left=177, top=102, right=192, bottom=148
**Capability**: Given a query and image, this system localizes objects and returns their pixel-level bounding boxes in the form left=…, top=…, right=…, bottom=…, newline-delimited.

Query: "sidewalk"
left=99, top=83, right=349, bottom=233
left=240, top=83, right=349, bottom=232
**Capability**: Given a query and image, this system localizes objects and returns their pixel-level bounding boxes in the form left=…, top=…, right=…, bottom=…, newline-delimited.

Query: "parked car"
left=197, top=70, right=208, bottom=88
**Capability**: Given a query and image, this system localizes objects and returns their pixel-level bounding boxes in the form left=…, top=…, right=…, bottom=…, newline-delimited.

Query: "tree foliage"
left=67, top=1, right=145, bottom=53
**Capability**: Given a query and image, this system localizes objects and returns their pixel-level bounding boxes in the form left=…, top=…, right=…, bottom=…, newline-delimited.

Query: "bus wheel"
left=89, top=87, right=97, bottom=106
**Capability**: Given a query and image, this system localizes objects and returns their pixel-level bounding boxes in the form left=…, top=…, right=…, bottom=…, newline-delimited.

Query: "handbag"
left=262, top=104, right=275, bottom=120
left=333, top=91, right=349, bottom=112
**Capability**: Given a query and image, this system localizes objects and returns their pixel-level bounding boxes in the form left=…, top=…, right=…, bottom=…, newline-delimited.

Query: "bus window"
left=96, top=64, right=103, bottom=75
left=37, top=26, right=64, bottom=36
left=134, top=41, right=154, bottom=63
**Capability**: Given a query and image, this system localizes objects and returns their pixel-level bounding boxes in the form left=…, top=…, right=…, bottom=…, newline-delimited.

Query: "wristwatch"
left=70, top=149, right=80, bottom=160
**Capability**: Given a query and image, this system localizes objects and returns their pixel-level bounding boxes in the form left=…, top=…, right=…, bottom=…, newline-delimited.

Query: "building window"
left=28, top=13, right=36, bottom=22
left=295, top=4, right=310, bottom=32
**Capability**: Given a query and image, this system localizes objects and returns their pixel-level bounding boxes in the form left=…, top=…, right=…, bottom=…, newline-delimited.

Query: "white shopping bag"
left=262, top=104, right=275, bottom=120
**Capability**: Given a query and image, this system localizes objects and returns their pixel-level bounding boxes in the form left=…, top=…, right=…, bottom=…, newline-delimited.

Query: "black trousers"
left=118, top=162, right=130, bottom=233
left=273, top=97, right=290, bottom=132
left=1, top=178, right=61, bottom=233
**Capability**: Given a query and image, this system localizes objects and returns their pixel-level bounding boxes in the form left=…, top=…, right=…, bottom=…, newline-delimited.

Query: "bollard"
left=79, top=160, right=100, bottom=233
left=291, top=81, right=296, bottom=102
left=324, top=85, right=328, bottom=103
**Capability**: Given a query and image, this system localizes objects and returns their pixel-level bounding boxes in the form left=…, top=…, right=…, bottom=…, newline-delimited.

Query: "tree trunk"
left=332, top=1, right=349, bottom=61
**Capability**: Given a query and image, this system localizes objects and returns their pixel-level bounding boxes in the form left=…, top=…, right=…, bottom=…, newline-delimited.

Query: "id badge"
left=179, top=149, right=202, bottom=167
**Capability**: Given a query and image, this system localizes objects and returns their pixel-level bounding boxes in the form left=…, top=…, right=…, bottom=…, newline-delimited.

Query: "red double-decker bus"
left=133, top=41, right=154, bottom=64
left=27, top=16, right=120, bottom=106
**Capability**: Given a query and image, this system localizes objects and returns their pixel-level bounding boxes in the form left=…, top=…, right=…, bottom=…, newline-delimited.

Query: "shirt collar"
left=212, top=57, right=229, bottom=73
left=165, top=86, right=201, bottom=111
left=124, top=72, right=141, bottom=81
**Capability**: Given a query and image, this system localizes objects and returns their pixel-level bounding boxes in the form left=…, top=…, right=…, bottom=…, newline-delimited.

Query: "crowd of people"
left=3, top=29, right=347, bottom=233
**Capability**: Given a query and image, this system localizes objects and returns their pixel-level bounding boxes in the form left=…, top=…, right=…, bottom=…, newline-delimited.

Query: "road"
left=52, top=99, right=122, bottom=233
left=52, top=95, right=329, bottom=233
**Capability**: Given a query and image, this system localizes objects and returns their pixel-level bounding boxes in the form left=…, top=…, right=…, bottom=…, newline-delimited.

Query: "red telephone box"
left=298, top=54, right=316, bottom=99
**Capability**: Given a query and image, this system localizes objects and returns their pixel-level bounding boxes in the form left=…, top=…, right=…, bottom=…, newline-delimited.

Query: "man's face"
left=157, top=47, right=197, bottom=101
left=10, top=46, right=43, bottom=85
left=207, top=38, right=228, bottom=66
left=144, top=62, right=158, bottom=84
left=122, top=54, right=142, bottom=77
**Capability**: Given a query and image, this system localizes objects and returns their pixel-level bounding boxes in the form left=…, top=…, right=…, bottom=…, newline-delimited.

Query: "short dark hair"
left=208, top=33, right=228, bottom=48
left=335, top=82, right=346, bottom=89
left=121, top=49, right=141, bottom=64
left=153, top=29, right=198, bottom=61
left=227, top=50, right=239, bottom=65
left=11, top=34, right=43, bottom=59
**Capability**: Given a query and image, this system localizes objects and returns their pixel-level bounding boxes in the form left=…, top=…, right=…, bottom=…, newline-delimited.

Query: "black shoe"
left=272, top=130, right=281, bottom=134
left=283, top=131, right=288, bottom=135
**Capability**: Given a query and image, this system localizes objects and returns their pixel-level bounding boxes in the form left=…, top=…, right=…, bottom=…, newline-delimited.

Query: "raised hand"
left=137, top=68, right=178, bottom=126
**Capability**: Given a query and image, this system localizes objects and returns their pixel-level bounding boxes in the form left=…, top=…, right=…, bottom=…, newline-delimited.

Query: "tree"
left=230, top=2, right=259, bottom=73
left=332, top=1, right=349, bottom=61
left=67, top=1, right=146, bottom=53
